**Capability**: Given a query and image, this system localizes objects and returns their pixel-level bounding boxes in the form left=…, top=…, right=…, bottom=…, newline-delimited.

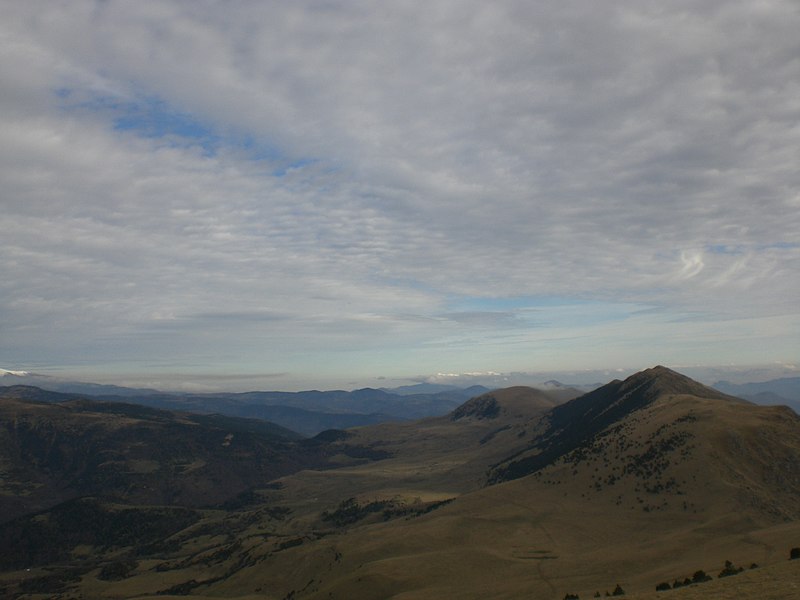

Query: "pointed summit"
left=552, top=366, right=739, bottom=432
left=620, top=365, right=735, bottom=403
left=489, top=366, right=744, bottom=483
left=605, top=365, right=736, bottom=408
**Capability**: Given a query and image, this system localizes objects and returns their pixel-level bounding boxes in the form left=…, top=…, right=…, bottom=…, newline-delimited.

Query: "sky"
left=1, top=1, right=798, bottom=392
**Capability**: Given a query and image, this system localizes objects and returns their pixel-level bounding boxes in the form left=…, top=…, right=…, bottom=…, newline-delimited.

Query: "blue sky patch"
left=55, top=88, right=316, bottom=169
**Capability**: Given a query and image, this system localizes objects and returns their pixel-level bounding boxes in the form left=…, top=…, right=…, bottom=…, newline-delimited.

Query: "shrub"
left=791, top=547, right=800, bottom=560
left=612, top=584, right=625, bottom=596
left=692, top=570, right=712, bottom=583
left=718, top=560, right=740, bottom=578
left=655, top=582, right=671, bottom=591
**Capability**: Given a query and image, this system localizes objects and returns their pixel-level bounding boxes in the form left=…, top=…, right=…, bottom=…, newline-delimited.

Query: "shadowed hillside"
left=0, top=386, right=390, bottom=522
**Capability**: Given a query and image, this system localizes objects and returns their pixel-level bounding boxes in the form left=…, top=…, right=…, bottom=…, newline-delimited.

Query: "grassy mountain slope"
left=200, top=367, right=800, bottom=599
left=270, top=385, right=580, bottom=513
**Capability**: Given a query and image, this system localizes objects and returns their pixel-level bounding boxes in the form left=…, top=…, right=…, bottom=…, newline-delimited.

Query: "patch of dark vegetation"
left=337, top=445, right=393, bottom=461
left=135, top=537, right=183, bottom=556
left=202, top=540, right=243, bottom=563
left=265, top=505, right=292, bottom=520
left=154, top=568, right=233, bottom=595
left=451, top=395, right=500, bottom=420
left=170, top=513, right=252, bottom=544
left=214, top=487, right=264, bottom=510
left=656, top=560, right=761, bottom=592
left=0, top=390, right=361, bottom=523
left=67, top=399, right=178, bottom=421
left=321, top=496, right=455, bottom=528
left=311, top=429, right=353, bottom=443
left=97, top=559, right=138, bottom=581
left=158, top=579, right=202, bottom=595
left=156, top=577, right=220, bottom=595
left=16, top=567, right=83, bottom=595
left=480, top=425, right=511, bottom=445
left=277, top=537, right=305, bottom=551
left=568, top=583, right=625, bottom=598
left=718, top=559, right=744, bottom=578
left=0, top=497, right=200, bottom=569
left=692, top=570, right=712, bottom=583
left=301, top=431, right=393, bottom=463
left=791, top=547, right=800, bottom=560
left=384, top=497, right=455, bottom=519
left=322, top=497, right=389, bottom=527
left=154, top=534, right=260, bottom=574
left=176, top=519, right=237, bottom=541
left=186, top=412, right=301, bottom=440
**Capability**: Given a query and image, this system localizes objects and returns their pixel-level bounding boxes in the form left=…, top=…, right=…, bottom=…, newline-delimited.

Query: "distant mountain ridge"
left=713, top=376, right=800, bottom=413
left=0, top=370, right=162, bottom=396
left=0, top=373, right=490, bottom=435
left=380, top=383, right=490, bottom=396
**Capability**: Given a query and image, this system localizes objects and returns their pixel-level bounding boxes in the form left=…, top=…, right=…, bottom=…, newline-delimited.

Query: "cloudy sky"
left=1, top=1, right=798, bottom=391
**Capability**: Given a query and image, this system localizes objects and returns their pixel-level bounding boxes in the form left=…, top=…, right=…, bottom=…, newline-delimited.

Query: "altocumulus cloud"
left=0, top=1, right=798, bottom=389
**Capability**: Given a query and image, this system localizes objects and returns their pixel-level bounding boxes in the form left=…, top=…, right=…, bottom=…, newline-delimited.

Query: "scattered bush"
left=612, top=583, right=625, bottom=596
left=157, top=579, right=200, bottom=595
left=321, top=498, right=388, bottom=526
left=692, top=570, right=712, bottom=584
left=655, top=582, right=671, bottom=591
left=718, top=560, right=742, bottom=578
left=791, top=547, right=800, bottom=560
left=276, top=537, right=304, bottom=551
left=563, top=594, right=579, bottom=600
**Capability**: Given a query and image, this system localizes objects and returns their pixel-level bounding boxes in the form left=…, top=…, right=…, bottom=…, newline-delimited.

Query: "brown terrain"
left=1, top=366, right=799, bottom=599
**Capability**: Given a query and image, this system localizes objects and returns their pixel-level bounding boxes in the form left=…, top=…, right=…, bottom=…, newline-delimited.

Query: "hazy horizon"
left=2, top=362, right=797, bottom=394
left=2, top=2, right=798, bottom=390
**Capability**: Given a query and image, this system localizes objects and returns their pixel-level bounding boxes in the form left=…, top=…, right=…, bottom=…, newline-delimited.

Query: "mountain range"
left=713, top=376, right=800, bottom=413
left=1, top=366, right=799, bottom=599
left=0, top=371, right=491, bottom=435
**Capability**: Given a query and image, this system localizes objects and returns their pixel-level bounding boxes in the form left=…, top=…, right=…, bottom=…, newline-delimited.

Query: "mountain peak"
left=450, top=386, right=568, bottom=421
left=489, top=366, right=741, bottom=484
left=563, top=366, right=737, bottom=427
left=619, top=365, right=734, bottom=404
